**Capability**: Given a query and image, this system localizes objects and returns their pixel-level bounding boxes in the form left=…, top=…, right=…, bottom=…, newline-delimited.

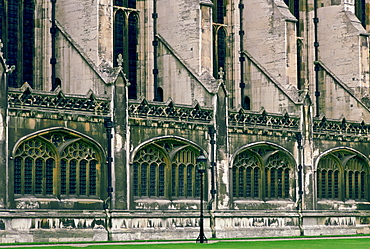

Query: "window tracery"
left=132, top=140, right=202, bottom=199
left=113, top=5, right=139, bottom=99
left=317, top=151, right=369, bottom=201
left=232, top=146, right=293, bottom=201
left=2, top=0, right=34, bottom=88
left=13, top=131, right=102, bottom=198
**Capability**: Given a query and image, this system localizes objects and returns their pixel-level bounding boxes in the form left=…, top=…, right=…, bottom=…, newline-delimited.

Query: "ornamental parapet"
left=228, top=109, right=300, bottom=131
left=128, top=98, right=213, bottom=125
left=313, top=116, right=370, bottom=137
left=7, top=84, right=110, bottom=117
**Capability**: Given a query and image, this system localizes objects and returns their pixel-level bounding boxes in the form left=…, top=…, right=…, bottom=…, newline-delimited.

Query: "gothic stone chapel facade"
left=1, top=0, right=370, bottom=242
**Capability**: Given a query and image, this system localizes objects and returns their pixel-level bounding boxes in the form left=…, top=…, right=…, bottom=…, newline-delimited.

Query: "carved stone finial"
left=117, top=54, right=124, bottom=67
left=218, top=67, right=224, bottom=81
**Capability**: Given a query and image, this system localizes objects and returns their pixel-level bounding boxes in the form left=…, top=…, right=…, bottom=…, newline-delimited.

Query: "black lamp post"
left=196, top=152, right=207, bottom=243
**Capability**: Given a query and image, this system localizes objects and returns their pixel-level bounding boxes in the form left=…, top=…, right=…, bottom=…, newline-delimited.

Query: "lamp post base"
left=196, top=234, right=208, bottom=243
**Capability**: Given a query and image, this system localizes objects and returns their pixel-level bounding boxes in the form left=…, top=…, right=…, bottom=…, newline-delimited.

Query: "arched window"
left=317, top=151, right=369, bottom=201
left=317, top=156, right=340, bottom=199
left=344, top=157, right=368, bottom=200
left=13, top=131, right=103, bottom=198
left=4, top=0, right=34, bottom=88
left=113, top=9, right=139, bottom=99
left=157, top=87, right=164, bottom=102
left=172, top=148, right=199, bottom=198
left=213, top=0, right=225, bottom=24
left=132, top=140, right=204, bottom=200
left=14, top=138, right=56, bottom=195
left=232, top=145, right=294, bottom=201
left=265, top=153, right=290, bottom=199
left=213, top=27, right=227, bottom=79
left=113, top=10, right=124, bottom=67
left=232, top=151, right=260, bottom=198
left=243, top=96, right=251, bottom=110
left=128, top=13, right=138, bottom=99
left=132, top=145, right=166, bottom=197
left=355, top=0, right=366, bottom=28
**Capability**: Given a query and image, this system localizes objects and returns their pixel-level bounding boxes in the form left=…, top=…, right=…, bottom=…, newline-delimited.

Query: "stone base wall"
left=0, top=211, right=369, bottom=243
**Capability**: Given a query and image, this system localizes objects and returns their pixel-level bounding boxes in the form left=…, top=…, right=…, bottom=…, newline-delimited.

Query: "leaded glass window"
left=132, top=141, right=203, bottom=199
left=317, top=151, right=369, bottom=201
left=317, top=156, right=340, bottom=199
left=3, top=0, right=34, bottom=87
left=213, top=27, right=226, bottom=79
left=14, top=138, right=56, bottom=196
left=113, top=8, right=139, bottom=99
left=114, top=0, right=136, bottom=8
left=13, top=132, right=102, bottom=198
left=232, top=147, right=293, bottom=200
left=344, top=157, right=368, bottom=200
left=232, top=151, right=260, bottom=198
left=132, top=146, right=166, bottom=197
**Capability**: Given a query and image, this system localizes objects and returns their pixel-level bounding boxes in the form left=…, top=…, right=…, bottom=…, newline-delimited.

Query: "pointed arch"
left=213, top=26, right=227, bottom=79
left=113, top=9, right=125, bottom=67
left=12, top=128, right=105, bottom=199
left=127, top=12, right=139, bottom=99
left=131, top=137, right=207, bottom=202
left=4, top=0, right=35, bottom=88
left=231, top=142, right=296, bottom=202
left=316, top=148, right=370, bottom=201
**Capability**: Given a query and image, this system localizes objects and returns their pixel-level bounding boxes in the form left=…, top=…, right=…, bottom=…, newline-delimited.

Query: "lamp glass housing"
left=196, top=152, right=207, bottom=173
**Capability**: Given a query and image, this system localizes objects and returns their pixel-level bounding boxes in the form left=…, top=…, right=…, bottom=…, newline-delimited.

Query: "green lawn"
left=1, top=238, right=370, bottom=249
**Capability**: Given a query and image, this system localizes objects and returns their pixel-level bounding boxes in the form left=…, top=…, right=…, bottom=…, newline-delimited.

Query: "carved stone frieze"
left=8, top=87, right=110, bottom=116
left=128, top=99, right=213, bottom=124
left=313, top=117, right=370, bottom=141
left=228, top=109, right=300, bottom=133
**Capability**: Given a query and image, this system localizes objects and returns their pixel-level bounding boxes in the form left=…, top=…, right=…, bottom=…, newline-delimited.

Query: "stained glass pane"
left=24, top=158, right=33, bottom=194
left=7, top=0, right=19, bottom=87
left=334, top=170, right=339, bottom=198
left=254, top=168, right=259, bottom=197
left=246, top=167, right=251, bottom=197
left=133, top=163, right=139, bottom=196
left=113, top=10, right=124, bottom=67
left=328, top=170, right=333, bottom=198
left=178, top=165, right=185, bottom=197
left=80, top=160, right=87, bottom=195
left=35, top=158, right=43, bottom=194
left=69, top=160, right=77, bottom=195
left=127, top=0, right=136, bottom=8
left=284, top=169, right=289, bottom=198
left=348, top=171, right=353, bottom=199
left=45, top=159, right=54, bottom=195
left=172, top=164, right=177, bottom=196
left=128, top=13, right=138, bottom=99
left=14, top=157, right=22, bottom=194
left=141, top=163, right=148, bottom=196
left=361, top=172, right=366, bottom=199
left=158, top=163, right=165, bottom=197
left=277, top=168, right=283, bottom=198
left=23, top=0, right=34, bottom=87
left=61, top=160, right=67, bottom=195
left=89, top=160, right=97, bottom=195
left=149, top=163, right=157, bottom=197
